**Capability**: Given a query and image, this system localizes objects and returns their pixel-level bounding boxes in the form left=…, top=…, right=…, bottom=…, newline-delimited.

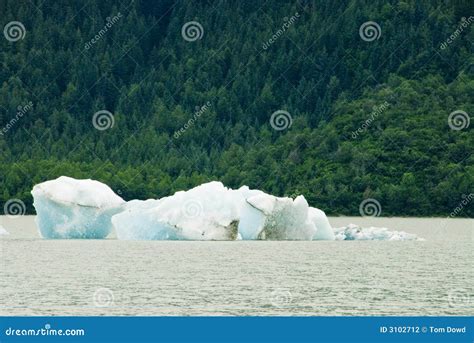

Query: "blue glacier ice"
left=32, top=176, right=124, bottom=239
left=113, top=181, right=336, bottom=241
left=31, top=177, right=421, bottom=241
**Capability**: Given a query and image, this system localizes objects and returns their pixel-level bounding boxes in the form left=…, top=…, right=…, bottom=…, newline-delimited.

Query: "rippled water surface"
left=1, top=216, right=472, bottom=316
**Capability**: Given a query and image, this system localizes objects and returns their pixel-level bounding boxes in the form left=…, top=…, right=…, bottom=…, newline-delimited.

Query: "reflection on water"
left=0, top=216, right=472, bottom=316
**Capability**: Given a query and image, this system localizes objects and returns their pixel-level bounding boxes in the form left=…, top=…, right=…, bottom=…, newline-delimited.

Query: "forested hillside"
left=0, top=0, right=473, bottom=216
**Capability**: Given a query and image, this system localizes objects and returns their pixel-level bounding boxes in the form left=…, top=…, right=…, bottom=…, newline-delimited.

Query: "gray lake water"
left=0, top=216, right=472, bottom=316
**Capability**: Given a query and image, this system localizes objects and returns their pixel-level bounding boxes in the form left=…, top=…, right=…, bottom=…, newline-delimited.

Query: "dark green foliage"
left=0, top=0, right=472, bottom=216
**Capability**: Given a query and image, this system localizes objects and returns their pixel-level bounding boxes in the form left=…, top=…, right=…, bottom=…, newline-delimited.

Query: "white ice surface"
left=113, top=182, right=244, bottom=240
left=114, top=183, right=332, bottom=241
left=32, top=176, right=124, bottom=208
left=308, top=207, right=335, bottom=240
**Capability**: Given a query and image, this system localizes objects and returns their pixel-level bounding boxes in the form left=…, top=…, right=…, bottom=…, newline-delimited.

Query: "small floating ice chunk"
left=0, top=225, right=9, bottom=236
left=334, top=224, right=421, bottom=241
left=32, top=176, right=124, bottom=239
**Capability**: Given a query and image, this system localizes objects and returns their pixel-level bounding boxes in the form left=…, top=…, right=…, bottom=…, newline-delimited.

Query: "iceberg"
left=0, top=225, right=9, bottom=236
left=334, top=224, right=421, bottom=241
left=30, top=176, right=421, bottom=241
left=113, top=182, right=334, bottom=241
left=32, top=176, right=124, bottom=239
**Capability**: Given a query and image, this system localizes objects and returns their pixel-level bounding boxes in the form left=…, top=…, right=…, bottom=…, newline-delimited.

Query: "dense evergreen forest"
left=0, top=0, right=473, bottom=216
